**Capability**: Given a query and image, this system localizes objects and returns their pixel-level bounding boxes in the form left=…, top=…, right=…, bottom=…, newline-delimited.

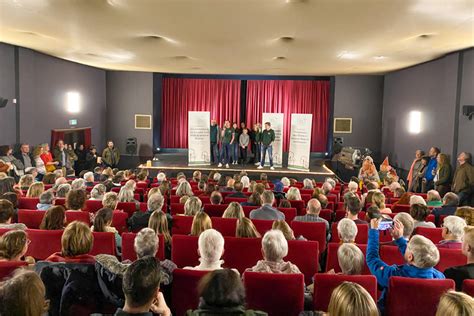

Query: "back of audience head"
left=66, top=189, right=86, bottom=210
left=261, top=190, right=274, bottom=205
left=210, top=191, right=223, bottom=205
left=286, top=187, right=301, bottom=201
left=442, top=216, right=467, bottom=242
left=61, top=221, right=93, bottom=257
left=344, top=193, right=361, bottom=215
left=406, top=235, right=439, bottom=268
left=455, top=207, right=474, bottom=226
left=337, top=218, right=358, bottom=243
left=102, top=191, right=118, bottom=210
left=240, top=176, right=250, bottom=188
left=1, top=192, right=18, bottom=209
left=247, top=192, right=262, bottom=206
left=262, top=230, right=288, bottom=262
left=272, top=220, right=295, bottom=240
left=148, top=210, right=171, bottom=244
left=410, top=204, right=430, bottom=222
left=147, top=193, right=164, bottom=212
left=394, top=212, right=415, bottom=239
left=134, top=228, right=158, bottom=258
left=39, top=190, right=55, bottom=205
left=42, top=172, right=57, bottom=185
left=436, top=291, right=474, bottom=316
left=40, top=205, right=66, bottom=230
left=93, top=208, right=113, bottom=232
left=19, top=174, right=34, bottom=189
left=372, top=191, right=387, bottom=209
left=443, top=192, right=460, bottom=207
left=307, top=198, right=322, bottom=215
left=427, top=190, right=441, bottom=203
left=198, top=269, right=245, bottom=308
left=191, top=212, right=212, bottom=236
left=236, top=218, right=261, bottom=238
left=254, top=183, right=266, bottom=195
left=327, top=281, right=378, bottom=316
left=322, top=181, right=333, bottom=195
left=366, top=206, right=381, bottom=221
left=0, top=199, right=14, bottom=224
left=91, top=184, right=106, bottom=200
left=409, top=195, right=427, bottom=206
left=0, top=270, right=49, bottom=316
left=27, top=182, right=44, bottom=198
left=222, top=202, right=244, bottom=220
left=0, top=229, right=28, bottom=261
left=347, top=181, right=359, bottom=193
left=338, top=243, right=365, bottom=275
left=71, top=178, right=86, bottom=191
left=198, top=229, right=224, bottom=263
left=184, top=196, right=202, bottom=216
left=56, top=183, right=71, bottom=198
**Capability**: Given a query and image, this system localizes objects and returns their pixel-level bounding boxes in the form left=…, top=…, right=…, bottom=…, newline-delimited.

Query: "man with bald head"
left=452, top=152, right=474, bottom=206
left=294, top=198, right=330, bottom=239
left=210, top=119, right=221, bottom=165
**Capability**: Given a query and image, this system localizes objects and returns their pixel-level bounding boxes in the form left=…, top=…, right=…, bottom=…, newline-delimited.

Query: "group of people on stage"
left=210, top=120, right=275, bottom=170
left=0, top=140, right=121, bottom=180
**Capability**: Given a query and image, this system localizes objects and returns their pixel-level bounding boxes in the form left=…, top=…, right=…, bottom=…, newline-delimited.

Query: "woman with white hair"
left=281, top=177, right=290, bottom=188
left=321, top=182, right=333, bottom=195
left=438, top=216, right=467, bottom=249
left=156, top=172, right=167, bottom=184
left=426, top=190, right=443, bottom=207
left=183, top=196, right=202, bottom=216
left=246, top=230, right=301, bottom=274
left=287, top=187, right=302, bottom=201
left=71, top=178, right=86, bottom=190
left=337, top=243, right=365, bottom=275
left=90, top=184, right=106, bottom=200
left=303, top=178, right=314, bottom=190
left=409, top=195, right=427, bottom=206
left=240, top=176, right=250, bottom=189
left=347, top=181, right=359, bottom=193
left=337, top=218, right=358, bottom=243
left=184, top=229, right=225, bottom=271
left=176, top=181, right=194, bottom=197
left=325, top=177, right=336, bottom=189
left=118, top=185, right=140, bottom=211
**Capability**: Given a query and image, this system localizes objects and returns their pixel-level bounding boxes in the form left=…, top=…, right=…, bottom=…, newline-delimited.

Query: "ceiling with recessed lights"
left=0, top=0, right=473, bottom=75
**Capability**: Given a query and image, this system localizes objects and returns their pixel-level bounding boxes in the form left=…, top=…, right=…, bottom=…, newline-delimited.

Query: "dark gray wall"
left=458, top=49, right=474, bottom=156
left=106, top=71, right=153, bottom=157
left=0, top=43, right=16, bottom=145
left=18, top=48, right=106, bottom=146
left=333, top=75, right=384, bottom=160
left=382, top=54, right=460, bottom=170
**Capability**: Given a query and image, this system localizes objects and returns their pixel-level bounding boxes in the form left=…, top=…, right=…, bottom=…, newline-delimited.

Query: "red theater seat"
left=170, top=203, right=185, bottom=215
left=380, top=245, right=405, bottom=266
left=121, top=233, right=165, bottom=261
left=225, top=197, right=248, bottom=203
left=251, top=219, right=274, bottom=236
left=244, top=272, right=305, bottom=316
left=171, top=235, right=199, bottom=268
left=291, top=221, right=326, bottom=251
left=171, top=269, right=209, bottom=316
left=212, top=217, right=237, bottom=237
left=414, top=227, right=443, bottom=244
left=325, top=243, right=370, bottom=274
left=223, top=237, right=262, bottom=273
left=289, top=200, right=306, bottom=215
left=18, top=197, right=40, bottom=210
left=202, top=204, right=227, bottom=217
left=116, top=202, right=146, bottom=217
left=387, top=277, right=454, bottom=316
left=313, top=274, right=377, bottom=311
left=26, top=229, right=63, bottom=260
left=65, top=211, right=90, bottom=225
left=287, top=240, right=319, bottom=284
left=242, top=205, right=259, bottom=217
left=112, top=211, right=129, bottom=234
left=0, top=261, right=28, bottom=280
left=301, top=194, right=312, bottom=204
left=330, top=222, right=368, bottom=244
left=171, top=215, right=193, bottom=235
left=90, top=232, right=116, bottom=256
left=462, top=279, right=474, bottom=296
left=436, top=248, right=467, bottom=272
left=392, top=204, right=411, bottom=213
left=278, top=207, right=297, bottom=223
left=85, top=200, right=103, bottom=213
left=319, top=209, right=333, bottom=222
left=18, top=209, right=45, bottom=229
left=55, top=198, right=66, bottom=206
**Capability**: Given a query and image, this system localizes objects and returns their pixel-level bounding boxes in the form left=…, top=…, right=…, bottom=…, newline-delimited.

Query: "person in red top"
left=45, top=221, right=95, bottom=264
left=40, top=143, right=58, bottom=173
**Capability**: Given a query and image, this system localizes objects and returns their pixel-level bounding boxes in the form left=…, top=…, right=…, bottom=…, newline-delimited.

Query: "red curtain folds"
left=161, top=78, right=241, bottom=148
left=246, top=80, right=330, bottom=152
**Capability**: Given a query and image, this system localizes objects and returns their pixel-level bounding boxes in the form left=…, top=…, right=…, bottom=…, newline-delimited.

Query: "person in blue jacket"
left=366, top=217, right=445, bottom=313
left=423, top=146, right=441, bottom=192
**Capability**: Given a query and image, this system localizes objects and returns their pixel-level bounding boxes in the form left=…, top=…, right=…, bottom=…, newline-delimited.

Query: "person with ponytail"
left=92, top=207, right=122, bottom=255
left=0, top=230, right=35, bottom=265
left=148, top=210, right=172, bottom=258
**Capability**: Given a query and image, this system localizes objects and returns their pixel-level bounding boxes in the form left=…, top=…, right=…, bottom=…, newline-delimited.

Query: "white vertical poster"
left=188, top=111, right=211, bottom=166
left=261, top=113, right=284, bottom=168
left=288, top=113, right=313, bottom=171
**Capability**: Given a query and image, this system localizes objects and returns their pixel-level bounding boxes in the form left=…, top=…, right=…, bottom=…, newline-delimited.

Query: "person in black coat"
left=74, top=144, right=88, bottom=175
left=86, top=146, right=99, bottom=171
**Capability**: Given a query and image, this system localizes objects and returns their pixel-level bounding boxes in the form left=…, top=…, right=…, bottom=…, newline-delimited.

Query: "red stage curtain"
left=161, top=78, right=241, bottom=148
left=246, top=80, right=330, bottom=152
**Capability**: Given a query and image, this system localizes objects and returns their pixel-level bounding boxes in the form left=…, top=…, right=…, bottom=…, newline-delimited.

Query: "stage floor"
left=138, top=153, right=334, bottom=181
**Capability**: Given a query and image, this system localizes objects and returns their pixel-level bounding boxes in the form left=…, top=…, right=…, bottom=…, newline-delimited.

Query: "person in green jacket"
left=258, top=122, right=275, bottom=170
left=252, top=124, right=262, bottom=165
left=218, top=121, right=234, bottom=168
left=210, top=119, right=221, bottom=165
left=102, top=140, right=120, bottom=168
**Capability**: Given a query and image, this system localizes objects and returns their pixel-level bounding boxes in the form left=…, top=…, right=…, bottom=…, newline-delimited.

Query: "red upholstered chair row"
left=18, top=197, right=39, bottom=210
left=121, top=232, right=165, bottom=261
left=171, top=269, right=209, bottom=316
left=463, top=279, right=474, bottom=296
left=0, top=261, right=28, bottom=280
left=330, top=223, right=369, bottom=244
left=325, top=243, right=370, bottom=274
left=291, top=221, right=327, bottom=252
left=289, top=200, right=306, bottom=215
left=414, top=227, right=443, bottom=244
left=171, top=216, right=239, bottom=237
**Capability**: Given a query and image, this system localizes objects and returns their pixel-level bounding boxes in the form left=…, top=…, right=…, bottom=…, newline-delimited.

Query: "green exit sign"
left=69, top=119, right=78, bottom=126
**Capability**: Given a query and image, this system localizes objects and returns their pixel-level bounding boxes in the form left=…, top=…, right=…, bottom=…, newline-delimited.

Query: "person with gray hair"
left=409, top=195, right=427, bottom=206
left=156, top=172, right=167, bottom=184
left=53, top=176, right=68, bottom=191
left=452, top=151, right=474, bottom=206
left=322, top=182, right=333, bottom=195
left=303, top=178, right=314, bottom=190
left=293, top=198, right=330, bottom=239
left=280, top=177, right=290, bottom=188
left=337, top=218, right=358, bottom=243
left=393, top=212, right=415, bottom=241
left=246, top=230, right=301, bottom=274
left=184, top=196, right=203, bottom=216
left=102, top=191, right=118, bottom=210
left=213, top=172, right=221, bottom=182
left=438, top=216, right=467, bottom=249
left=432, top=192, right=460, bottom=226
left=36, top=190, right=55, bottom=210
left=240, top=175, right=250, bottom=188
left=347, top=181, right=359, bottom=193
left=71, top=178, right=86, bottom=190
left=367, top=218, right=444, bottom=311
left=56, top=183, right=71, bottom=198
left=337, top=243, right=365, bottom=275
left=184, top=229, right=226, bottom=271
left=83, top=171, right=95, bottom=186
left=90, top=184, right=106, bottom=200
left=325, top=177, right=336, bottom=189
left=127, top=194, right=164, bottom=233
left=249, top=190, right=284, bottom=221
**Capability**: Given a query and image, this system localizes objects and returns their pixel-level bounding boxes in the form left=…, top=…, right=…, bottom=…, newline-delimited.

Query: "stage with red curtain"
left=159, top=76, right=331, bottom=153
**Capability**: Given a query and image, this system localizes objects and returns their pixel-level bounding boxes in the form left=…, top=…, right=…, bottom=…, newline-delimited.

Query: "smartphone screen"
left=378, top=220, right=394, bottom=231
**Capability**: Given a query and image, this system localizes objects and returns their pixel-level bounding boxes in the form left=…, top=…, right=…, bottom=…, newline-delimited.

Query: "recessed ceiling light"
left=173, top=56, right=190, bottom=60
left=374, top=55, right=386, bottom=60
left=274, top=56, right=287, bottom=60
left=279, top=36, right=295, bottom=42
left=338, top=51, right=359, bottom=59
left=418, top=34, right=433, bottom=39
left=143, top=35, right=162, bottom=40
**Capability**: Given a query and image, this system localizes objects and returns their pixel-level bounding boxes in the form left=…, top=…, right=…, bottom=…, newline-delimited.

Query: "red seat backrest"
left=116, top=202, right=139, bottom=217
left=18, top=197, right=40, bottom=210
left=336, top=202, right=345, bottom=211
left=170, top=195, right=180, bottom=203
left=462, top=279, right=474, bottom=296
left=319, top=209, right=333, bottom=222
left=121, top=233, right=165, bottom=261
left=212, top=217, right=237, bottom=237
left=301, top=194, right=312, bottom=204
left=0, top=261, right=28, bottom=280
left=242, top=205, right=259, bottom=217
left=170, top=203, right=185, bottom=215
left=90, top=232, right=115, bottom=256
left=171, top=235, right=199, bottom=268
left=171, top=269, right=209, bottom=316
left=392, top=204, right=411, bottom=213
left=387, top=277, right=454, bottom=316
left=85, top=200, right=104, bottom=213
left=278, top=208, right=297, bottom=224
left=222, top=237, right=262, bottom=273
left=112, top=211, right=129, bottom=234
left=313, top=274, right=377, bottom=311
left=287, top=240, right=319, bottom=284
left=111, top=187, right=121, bottom=193
left=171, top=215, right=194, bottom=235
left=25, top=229, right=63, bottom=260
left=379, top=229, right=394, bottom=243
left=65, top=211, right=90, bottom=225
left=55, top=198, right=66, bottom=206
left=243, top=271, right=305, bottom=316
left=289, top=200, right=306, bottom=215
left=380, top=245, right=405, bottom=266
left=415, top=227, right=444, bottom=244
left=18, top=209, right=45, bottom=229
left=325, top=243, right=370, bottom=274
left=291, top=221, right=327, bottom=251
left=202, top=204, right=228, bottom=217
left=330, top=222, right=368, bottom=244
left=199, top=196, right=211, bottom=204
left=225, top=197, right=248, bottom=203
left=436, top=248, right=467, bottom=272
left=251, top=219, right=274, bottom=236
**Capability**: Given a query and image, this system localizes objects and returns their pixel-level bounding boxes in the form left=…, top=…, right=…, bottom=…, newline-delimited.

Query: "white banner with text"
left=188, top=111, right=211, bottom=166
left=288, top=113, right=313, bottom=171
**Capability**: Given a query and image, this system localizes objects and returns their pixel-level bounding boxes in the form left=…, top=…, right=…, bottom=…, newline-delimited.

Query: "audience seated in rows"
left=185, top=229, right=225, bottom=271
left=39, top=205, right=66, bottom=230
left=411, top=203, right=435, bottom=228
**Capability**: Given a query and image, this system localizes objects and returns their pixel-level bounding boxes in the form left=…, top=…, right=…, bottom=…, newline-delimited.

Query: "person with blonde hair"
left=438, top=216, right=467, bottom=249
left=445, top=226, right=474, bottom=290
left=18, top=174, right=34, bottom=191
left=26, top=181, right=44, bottom=198
left=222, top=202, right=244, bottom=220
left=337, top=218, right=358, bottom=243
left=436, top=291, right=474, bottom=316
left=184, top=196, right=202, bottom=216
left=367, top=218, right=444, bottom=311
left=410, top=194, right=427, bottom=206
left=347, top=180, right=359, bottom=194
left=272, top=220, right=295, bottom=240
left=185, top=229, right=225, bottom=271
left=148, top=210, right=172, bottom=257
left=246, top=230, right=301, bottom=274
left=303, top=178, right=314, bottom=190
left=286, top=187, right=302, bottom=201
left=336, top=243, right=365, bottom=275
left=0, top=230, right=34, bottom=264
left=45, top=221, right=95, bottom=263
left=280, top=177, right=290, bottom=188
left=372, top=191, right=392, bottom=214
left=327, top=282, right=378, bottom=316
left=102, top=191, right=119, bottom=210
left=236, top=218, right=261, bottom=238
left=191, top=212, right=212, bottom=236
left=455, top=207, right=474, bottom=225
left=176, top=181, right=194, bottom=197
left=434, top=153, right=453, bottom=197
